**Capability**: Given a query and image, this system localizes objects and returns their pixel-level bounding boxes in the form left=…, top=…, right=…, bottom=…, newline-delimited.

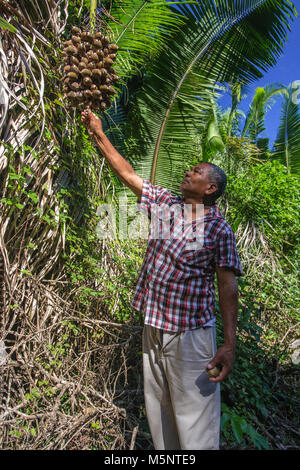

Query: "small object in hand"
left=206, top=365, right=221, bottom=378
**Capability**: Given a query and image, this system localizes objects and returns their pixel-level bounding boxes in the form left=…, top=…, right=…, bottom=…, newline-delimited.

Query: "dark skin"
left=81, top=109, right=239, bottom=383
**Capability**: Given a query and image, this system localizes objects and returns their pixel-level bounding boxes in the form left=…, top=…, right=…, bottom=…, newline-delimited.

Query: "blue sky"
left=218, top=0, right=300, bottom=148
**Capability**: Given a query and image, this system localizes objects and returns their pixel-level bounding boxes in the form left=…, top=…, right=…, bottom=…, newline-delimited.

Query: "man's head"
left=180, top=162, right=227, bottom=205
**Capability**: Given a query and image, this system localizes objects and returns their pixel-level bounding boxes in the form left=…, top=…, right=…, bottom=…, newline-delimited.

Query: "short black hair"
left=204, top=162, right=227, bottom=205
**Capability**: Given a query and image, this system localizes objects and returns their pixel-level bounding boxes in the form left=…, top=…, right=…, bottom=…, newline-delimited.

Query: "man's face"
left=180, top=163, right=217, bottom=201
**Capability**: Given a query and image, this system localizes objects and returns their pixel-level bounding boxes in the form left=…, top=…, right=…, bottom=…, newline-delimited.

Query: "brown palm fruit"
left=69, top=56, right=80, bottom=66
left=81, top=68, right=92, bottom=77
left=106, top=86, right=116, bottom=95
left=76, top=91, right=84, bottom=102
left=86, top=49, right=94, bottom=58
left=90, top=52, right=99, bottom=62
left=83, top=41, right=92, bottom=50
left=206, top=366, right=221, bottom=378
left=67, top=91, right=77, bottom=99
left=62, top=27, right=119, bottom=112
left=83, top=89, right=92, bottom=99
left=72, top=35, right=81, bottom=45
left=72, top=26, right=81, bottom=34
left=110, top=73, right=119, bottom=82
left=104, top=57, right=114, bottom=67
left=69, top=81, right=80, bottom=91
left=77, top=43, right=85, bottom=54
left=95, top=49, right=104, bottom=59
left=93, top=39, right=102, bottom=48
left=83, top=76, right=92, bottom=87
left=70, top=64, right=80, bottom=74
left=92, top=89, right=102, bottom=100
left=100, top=84, right=109, bottom=92
left=91, top=69, right=102, bottom=79
left=78, top=61, right=87, bottom=71
left=65, top=45, right=78, bottom=55
left=87, top=61, right=97, bottom=70
left=86, top=32, right=94, bottom=42
left=109, top=43, right=119, bottom=52
left=100, top=68, right=108, bottom=77
left=67, top=71, right=78, bottom=80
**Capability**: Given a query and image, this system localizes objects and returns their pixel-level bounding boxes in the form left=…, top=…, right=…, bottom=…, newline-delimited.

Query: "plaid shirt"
left=131, top=180, right=242, bottom=332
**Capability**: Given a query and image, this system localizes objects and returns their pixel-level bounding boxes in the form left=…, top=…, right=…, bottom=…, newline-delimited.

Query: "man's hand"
left=206, top=344, right=235, bottom=383
left=81, top=108, right=103, bottom=138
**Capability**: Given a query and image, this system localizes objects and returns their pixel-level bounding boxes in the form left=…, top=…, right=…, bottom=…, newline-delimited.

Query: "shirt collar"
left=177, top=198, right=224, bottom=222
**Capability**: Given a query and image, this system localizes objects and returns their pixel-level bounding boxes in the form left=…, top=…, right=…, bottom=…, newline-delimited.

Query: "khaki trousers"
left=143, top=324, right=220, bottom=450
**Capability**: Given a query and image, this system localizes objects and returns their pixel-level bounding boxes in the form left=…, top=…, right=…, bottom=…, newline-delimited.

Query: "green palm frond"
left=124, top=0, right=296, bottom=193
left=106, top=0, right=186, bottom=77
left=224, top=81, right=249, bottom=137
left=273, top=83, right=300, bottom=174
left=242, top=83, right=287, bottom=143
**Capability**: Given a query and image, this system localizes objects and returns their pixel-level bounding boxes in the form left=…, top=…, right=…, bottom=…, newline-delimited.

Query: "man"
left=81, top=109, right=242, bottom=450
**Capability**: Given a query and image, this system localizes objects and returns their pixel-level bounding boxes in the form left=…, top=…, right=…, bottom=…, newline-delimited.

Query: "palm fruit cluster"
left=62, top=26, right=119, bottom=112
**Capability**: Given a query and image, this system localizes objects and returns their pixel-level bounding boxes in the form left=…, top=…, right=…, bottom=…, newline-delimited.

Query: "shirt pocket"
left=179, top=241, right=216, bottom=269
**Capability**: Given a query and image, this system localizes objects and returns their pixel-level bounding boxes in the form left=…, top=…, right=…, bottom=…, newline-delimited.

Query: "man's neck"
left=182, top=197, right=212, bottom=220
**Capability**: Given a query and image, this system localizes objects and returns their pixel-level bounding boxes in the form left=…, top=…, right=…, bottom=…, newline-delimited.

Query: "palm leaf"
left=273, top=83, right=300, bottom=174
left=106, top=0, right=186, bottom=77
left=124, top=0, right=297, bottom=193
left=242, top=83, right=287, bottom=143
left=0, top=15, right=17, bottom=33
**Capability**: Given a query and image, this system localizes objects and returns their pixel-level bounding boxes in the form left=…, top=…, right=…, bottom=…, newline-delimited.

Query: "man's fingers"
left=81, top=108, right=92, bottom=128
left=208, top=365, right=228, bottom=383
left=206, top=360, right=216, bottom=370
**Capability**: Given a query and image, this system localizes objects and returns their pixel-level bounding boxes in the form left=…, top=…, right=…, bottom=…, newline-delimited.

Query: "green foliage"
left=241, top=84, right=286, bottom=146
left=226, top=160, right=300, bottom=254
left=221, top=404, right=270, bottom=450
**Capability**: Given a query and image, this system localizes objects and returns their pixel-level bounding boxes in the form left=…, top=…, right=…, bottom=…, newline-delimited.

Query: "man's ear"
left=205, top=182, right=218, bottom=195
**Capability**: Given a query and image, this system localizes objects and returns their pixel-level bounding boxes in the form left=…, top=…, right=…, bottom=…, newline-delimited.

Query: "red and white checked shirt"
left=131, top=180, right=242, bottom=332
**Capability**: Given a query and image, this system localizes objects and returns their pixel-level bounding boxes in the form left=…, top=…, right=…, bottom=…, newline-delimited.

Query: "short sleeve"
left=139, top=179, right=172, bottom=220
left=215, top=226, right=242, bottom=276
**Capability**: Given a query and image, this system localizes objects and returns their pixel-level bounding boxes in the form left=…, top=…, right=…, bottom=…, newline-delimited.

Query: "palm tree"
left=241, top=83, right=287, bottom=152
left=272, top=82, right=300, bottom=174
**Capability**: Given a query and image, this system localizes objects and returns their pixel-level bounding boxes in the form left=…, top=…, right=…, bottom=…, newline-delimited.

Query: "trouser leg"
left=142, top=325, right=180, bottom=450
left=165, top=327, right=220, bottom=450
left=143, top=325, right=220, bottom=450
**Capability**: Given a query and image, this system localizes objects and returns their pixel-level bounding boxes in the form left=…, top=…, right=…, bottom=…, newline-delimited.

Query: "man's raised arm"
left=81, top=109, right=143, bottom=199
